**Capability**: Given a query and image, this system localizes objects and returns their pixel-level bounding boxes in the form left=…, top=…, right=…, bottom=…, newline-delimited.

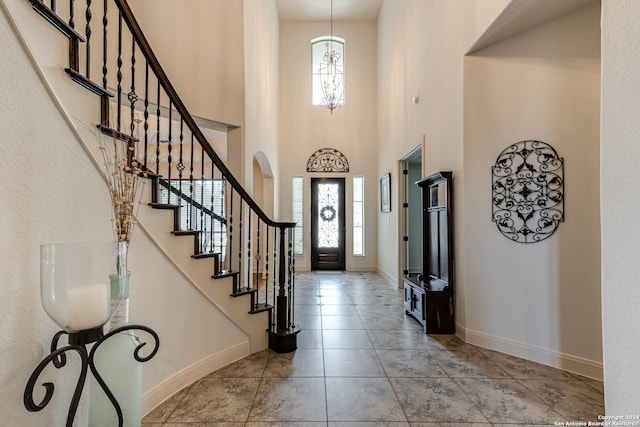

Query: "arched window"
left=311, top=36, right=345, bottom=109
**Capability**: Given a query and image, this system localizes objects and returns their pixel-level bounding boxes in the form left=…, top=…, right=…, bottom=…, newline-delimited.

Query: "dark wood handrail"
left=113, top=0, right=294, bottom=230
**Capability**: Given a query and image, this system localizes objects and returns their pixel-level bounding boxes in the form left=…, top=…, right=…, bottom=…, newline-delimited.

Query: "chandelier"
left=318, top=0, right=344, bottom=114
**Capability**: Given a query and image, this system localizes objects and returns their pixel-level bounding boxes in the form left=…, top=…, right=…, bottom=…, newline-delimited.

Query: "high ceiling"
left=276, top=0, right=383, bottom=22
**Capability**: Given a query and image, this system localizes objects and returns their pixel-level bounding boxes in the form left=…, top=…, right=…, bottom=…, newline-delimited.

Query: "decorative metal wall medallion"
left=306, top=148, right=349, bottom=172
left=491, top=140, right=564, bottom=243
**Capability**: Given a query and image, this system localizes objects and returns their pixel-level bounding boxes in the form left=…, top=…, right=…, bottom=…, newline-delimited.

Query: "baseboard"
left=377, top=268, right=396, bottom=287
left=456, top=323, right=603, bottom=381
left=346, top=265, right=378, bottom=272
left=142, top=340, right=250, bottom=416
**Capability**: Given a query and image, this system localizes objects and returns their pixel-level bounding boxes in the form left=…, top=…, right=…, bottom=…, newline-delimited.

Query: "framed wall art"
left=380, top=173, right=391, bottom=213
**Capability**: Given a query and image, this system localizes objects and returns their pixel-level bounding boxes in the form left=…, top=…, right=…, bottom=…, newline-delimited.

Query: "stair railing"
left=27, top=0, right=300, bottom=350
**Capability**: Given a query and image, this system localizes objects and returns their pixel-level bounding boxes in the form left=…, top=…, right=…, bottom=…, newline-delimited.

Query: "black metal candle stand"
left=24, top=324, right=159, bottom=427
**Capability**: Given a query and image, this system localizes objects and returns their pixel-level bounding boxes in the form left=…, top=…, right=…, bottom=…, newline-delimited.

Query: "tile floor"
left=142, top=272, right=605, bottom=426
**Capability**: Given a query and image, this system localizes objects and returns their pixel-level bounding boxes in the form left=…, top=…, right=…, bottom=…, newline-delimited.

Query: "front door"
left=311, top=178, right=345, bottom=270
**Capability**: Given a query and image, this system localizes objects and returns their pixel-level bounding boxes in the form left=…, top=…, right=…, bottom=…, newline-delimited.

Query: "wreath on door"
left=320, top=205, right=337, bottom=222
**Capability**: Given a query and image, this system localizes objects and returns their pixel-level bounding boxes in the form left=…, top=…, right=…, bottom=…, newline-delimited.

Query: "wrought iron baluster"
left=129, top=35, right=136, bottom=137
left=255, top=217, right=261, bottom=309
left=238, top=199, right=243, bottom=287
left=143, top=62, right=149, bottom=169
left=210, top=162, right=215, bottom=253
left=85, top=0, right=91, bottom=78
left=50, top=0, right=56, bottom=13
left=277, top=227, right=287, bottom=331
left=101, top=0, right=107, bottom=88
left=272, top=226, right=277, bottom=327
left=200, top=145, right=205, bottom=251
left=247, top=210, right=252, bottom=290
left=116, top=11, right=122, bottom=132
left=288, top=229, right=295, bottom=328
left=167, top=102, right=173, bottom=205
left=265, top=224, right=269, bottom=309
left=219, top=177, right=225, bottom=258
left=69, top=0, right=75, bottom=28
left=228, top=186, right=234, bottom=272
left=177, top=118, right=184, bottom=226
left=155, top=80, right=160, bottom=175
left=188, top=134, right=194, bottom=231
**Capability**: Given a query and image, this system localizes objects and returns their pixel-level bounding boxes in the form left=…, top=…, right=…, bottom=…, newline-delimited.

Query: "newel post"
left=276, top=226, right=288, bottom=331
left=268, top=225, right=301, bottom=352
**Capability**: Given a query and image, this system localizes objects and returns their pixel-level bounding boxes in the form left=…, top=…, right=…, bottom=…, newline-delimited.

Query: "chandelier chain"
left=330, top=0, right=333, bottom=43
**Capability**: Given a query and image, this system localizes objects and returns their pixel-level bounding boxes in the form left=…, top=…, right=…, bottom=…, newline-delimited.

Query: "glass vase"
left=89, top=241, right=143, bottom=427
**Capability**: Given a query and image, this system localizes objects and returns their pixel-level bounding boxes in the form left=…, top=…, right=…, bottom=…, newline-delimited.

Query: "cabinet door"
left=403, top=279, right=427, bottom=329
left=413, top=289, right=424, bottom=320
left=404, top=283, right=412, bottom=313
left=417, top=172, right=454, bottom=292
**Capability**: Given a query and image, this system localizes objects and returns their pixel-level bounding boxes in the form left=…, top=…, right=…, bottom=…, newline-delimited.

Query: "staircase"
left=22, top=0, right=300, bottom=353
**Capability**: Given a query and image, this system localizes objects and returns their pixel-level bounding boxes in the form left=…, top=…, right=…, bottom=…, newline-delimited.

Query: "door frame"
left=310, top=177, right=346, bottom=271
left=398, top=137, right=425, bottom=287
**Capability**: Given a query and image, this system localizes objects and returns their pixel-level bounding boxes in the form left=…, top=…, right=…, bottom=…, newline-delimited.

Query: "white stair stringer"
left=136, top=185, right=270, bottom=353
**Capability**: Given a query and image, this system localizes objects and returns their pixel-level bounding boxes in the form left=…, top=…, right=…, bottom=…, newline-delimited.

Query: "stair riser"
left=137, top=194, right=269, bottom=352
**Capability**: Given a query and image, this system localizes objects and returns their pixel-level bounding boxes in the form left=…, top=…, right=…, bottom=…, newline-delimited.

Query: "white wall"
left=244, top=0, right=281, bottom=215
left=0, top=2, right=248, bottom=424
left=128, top=0, right=245, bottom=128
left=127, top=0, right=246, bottom=182
left=278, top=20, right=378, bottom=271
left=463, top=3, right=602, bottom=378
left=376, top=0, right=510, bottom=290
left=601, top=0, right=640, bottom=412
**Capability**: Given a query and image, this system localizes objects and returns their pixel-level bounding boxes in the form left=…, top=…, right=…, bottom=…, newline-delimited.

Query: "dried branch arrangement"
left=97, top=129, right=148, bottom=243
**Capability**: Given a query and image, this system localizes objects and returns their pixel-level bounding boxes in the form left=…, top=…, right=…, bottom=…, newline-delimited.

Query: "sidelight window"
left=353, top=176, right=364, bottom=256
left=292, top=176, right=304, bottom=255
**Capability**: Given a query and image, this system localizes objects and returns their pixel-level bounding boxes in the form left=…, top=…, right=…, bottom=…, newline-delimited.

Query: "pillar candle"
left=67, top=283, right=109, bottom=331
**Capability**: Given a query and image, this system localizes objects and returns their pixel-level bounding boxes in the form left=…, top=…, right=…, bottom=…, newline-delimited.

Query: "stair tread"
left=97, top=125, right=139, bottom=143
left=213, top=270, right=239, bottom=279
left=65, top=68, right=113, bottom=97
left=149, top=202, right=182, bottom=210
left=230, top=287, right=257, bottom=297
left=172, top=230, right=202, bottom=236
left=192, top=252, right=218, bottom=259
left=30, top=0, right=86, bottom=41
left=249, top=303, right=273, bottom=314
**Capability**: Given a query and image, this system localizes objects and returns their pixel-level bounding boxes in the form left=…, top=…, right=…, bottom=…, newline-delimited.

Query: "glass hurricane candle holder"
left=24, top=242, right=159, bottom=427
left=40, top=242, right=125, bottom=342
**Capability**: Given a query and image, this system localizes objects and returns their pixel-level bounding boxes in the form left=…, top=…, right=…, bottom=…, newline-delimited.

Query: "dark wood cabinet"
left=403, top=171, right=455, bottom=334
